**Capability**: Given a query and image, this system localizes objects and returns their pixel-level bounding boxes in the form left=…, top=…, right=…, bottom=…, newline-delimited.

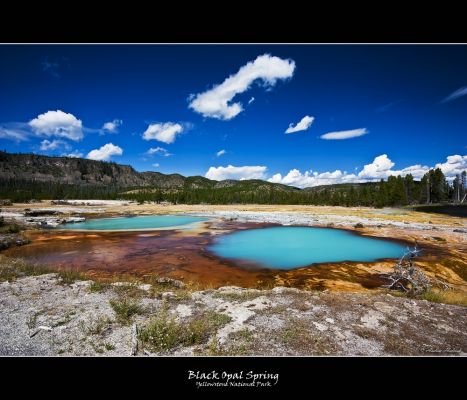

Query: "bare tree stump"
left=382, top=244, right=450, bottom=295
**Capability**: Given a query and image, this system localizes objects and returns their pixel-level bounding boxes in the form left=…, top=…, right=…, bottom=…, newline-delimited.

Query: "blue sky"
left=0, top=45, right=466, bottom=187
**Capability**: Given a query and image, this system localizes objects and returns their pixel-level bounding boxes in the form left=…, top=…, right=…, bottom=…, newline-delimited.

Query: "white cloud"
left=102, top=119, right=122, bottom=133
left=205, top=165, right=267, bottom=181
left=358, top=154, right=395, bottom=179
left=189, top=54, right=295, bottom=120
left=0, top=126, right=29, bottom=142
left=357, top=155, right=431, bottom=180
left=268, top=154, right=467, bottom=188
left=396, top=164, right=430, bottom=180
left=86, top=143, right=123, bottom=161
left=146, top=147, right=172, bottom=157
left=152, top=163, right=160, bottom=168
left=441, top=86, right=467, bottom=103
left=248, top=97, right=255, bottom=105
left=63, top=150, right=84, bottom=158
left=40, top=139, right=71, bottom=151
left=268, top=169, right=359, bottom=188
left=216, top=149, right=226, bottom=157
left=29, top=110, right=83, bottom=141
left=285, top=115, right=314, bottom=134
left=435, top=155, right=467, bottom=177
left=320, top=128, right=368, bottom=140
left=142, top=122, right=184, bottom=144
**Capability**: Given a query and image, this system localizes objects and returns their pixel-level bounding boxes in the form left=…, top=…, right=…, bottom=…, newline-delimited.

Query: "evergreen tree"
left=404, top=174, right=415, bottom=204
left=461, top=171, right=467, bottom=202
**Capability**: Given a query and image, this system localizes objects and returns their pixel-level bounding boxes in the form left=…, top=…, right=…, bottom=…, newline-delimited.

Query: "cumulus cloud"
left=435, top=155, right=467, bottom=176
left=39, top=139, right=71, bottom=151
left=268, top=169, right=358, bottom=188
left=189, top=54, right=295, bottom=120
left=268, top=154, right=466, bottom=188
left=86, top=143, right=123, bottom=161
left=146, top=147, right=172, bottom=157
left=285, top=115, right=314, bottom=134
left=441, top=86, right=467, bottom=103
left=29, top=110, right=83, bottom=141
left=205, top=165, right=267, bottom=181
left=216, top=149, right=226, bottom=157
left=395, top=164, right=430, bottom=180
left=142, top=122, right=184, bottom=144
left=357, top=154, right=395, bottom=179
left=357, top=155, right=431, bottom=180
left=63, top=150, right=84, bottom=158
left=320, top=128, right=368, bottom=140
left=102, top=119, right=122, bottom=133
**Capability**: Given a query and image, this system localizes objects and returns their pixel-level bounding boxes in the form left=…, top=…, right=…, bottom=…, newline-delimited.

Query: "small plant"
left=89, top=281, right=111, bottom=293
left=229, top=328, right=254, bottom=342
left=138, top=308, right=232, bottom=353
left=56, top=269, right=86, bottom=285
left=110, top=297, right=143, bottom=325
left=6, top=224, right=21, bottom=233
left=90, top=342, right=105, bottom=354
left=104, top=342, right=115, bottom=351
left=112, top=283, right=145, bottom=298
left=0, top=222, right=22, bottom=233
left=138, top=308, right=181, bottom=352
left=183, top=311, right=231, bottom=345
left=203, top=336, right=250, bottom=356
left=419, top=289, right=467, bottom=306
left=26, top=313, right=38, bottom=329
left=82, top=316, right=112, bottom=335
left=0, top=257, right=52, bottom=282
left=354, top=223, right=364, bottom=228
left=213, top=291, right=262, bottom=302
left=53, top=311, right=75, bottom=327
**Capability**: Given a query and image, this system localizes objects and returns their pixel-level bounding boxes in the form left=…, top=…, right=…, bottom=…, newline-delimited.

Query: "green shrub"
left=138, top=309, right=231, bottom=353
left=110, top=297, right=143, bottom=325
left=56, top=269, right=87, bottom=285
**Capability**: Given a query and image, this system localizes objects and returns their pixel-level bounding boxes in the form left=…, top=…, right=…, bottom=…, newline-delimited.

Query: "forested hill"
left=0, top=151, right=297, bottom=192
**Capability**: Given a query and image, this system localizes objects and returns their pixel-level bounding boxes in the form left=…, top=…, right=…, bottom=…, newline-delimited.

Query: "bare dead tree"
left=382, top=244, right=450, bottom=295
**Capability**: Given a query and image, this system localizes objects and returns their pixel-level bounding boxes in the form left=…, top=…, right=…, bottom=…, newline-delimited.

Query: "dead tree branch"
left=382, top=244, right=450, bottom=295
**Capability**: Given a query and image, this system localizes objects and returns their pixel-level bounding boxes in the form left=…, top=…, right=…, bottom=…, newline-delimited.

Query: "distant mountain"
left=0, top=151, right=298, bottom=192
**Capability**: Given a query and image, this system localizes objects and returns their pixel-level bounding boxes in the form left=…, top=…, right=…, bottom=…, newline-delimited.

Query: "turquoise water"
left=209, top=226, right=405, bottom=269
left=59, top=215, right=208, bottom=230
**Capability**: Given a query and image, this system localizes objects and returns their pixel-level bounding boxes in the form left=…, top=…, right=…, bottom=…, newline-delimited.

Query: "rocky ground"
left=189, top=209, right=467, bottom=233
left=1, top=271, right=465, bottom=356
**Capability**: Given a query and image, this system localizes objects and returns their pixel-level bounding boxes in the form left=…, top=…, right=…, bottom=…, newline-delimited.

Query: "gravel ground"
left=187, top=210, right=466, bottom=233
left=1, top=273, right=465, bottom=356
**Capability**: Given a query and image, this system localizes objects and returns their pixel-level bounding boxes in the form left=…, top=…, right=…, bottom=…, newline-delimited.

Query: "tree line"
left=0, top=168, right=465, bottom=207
